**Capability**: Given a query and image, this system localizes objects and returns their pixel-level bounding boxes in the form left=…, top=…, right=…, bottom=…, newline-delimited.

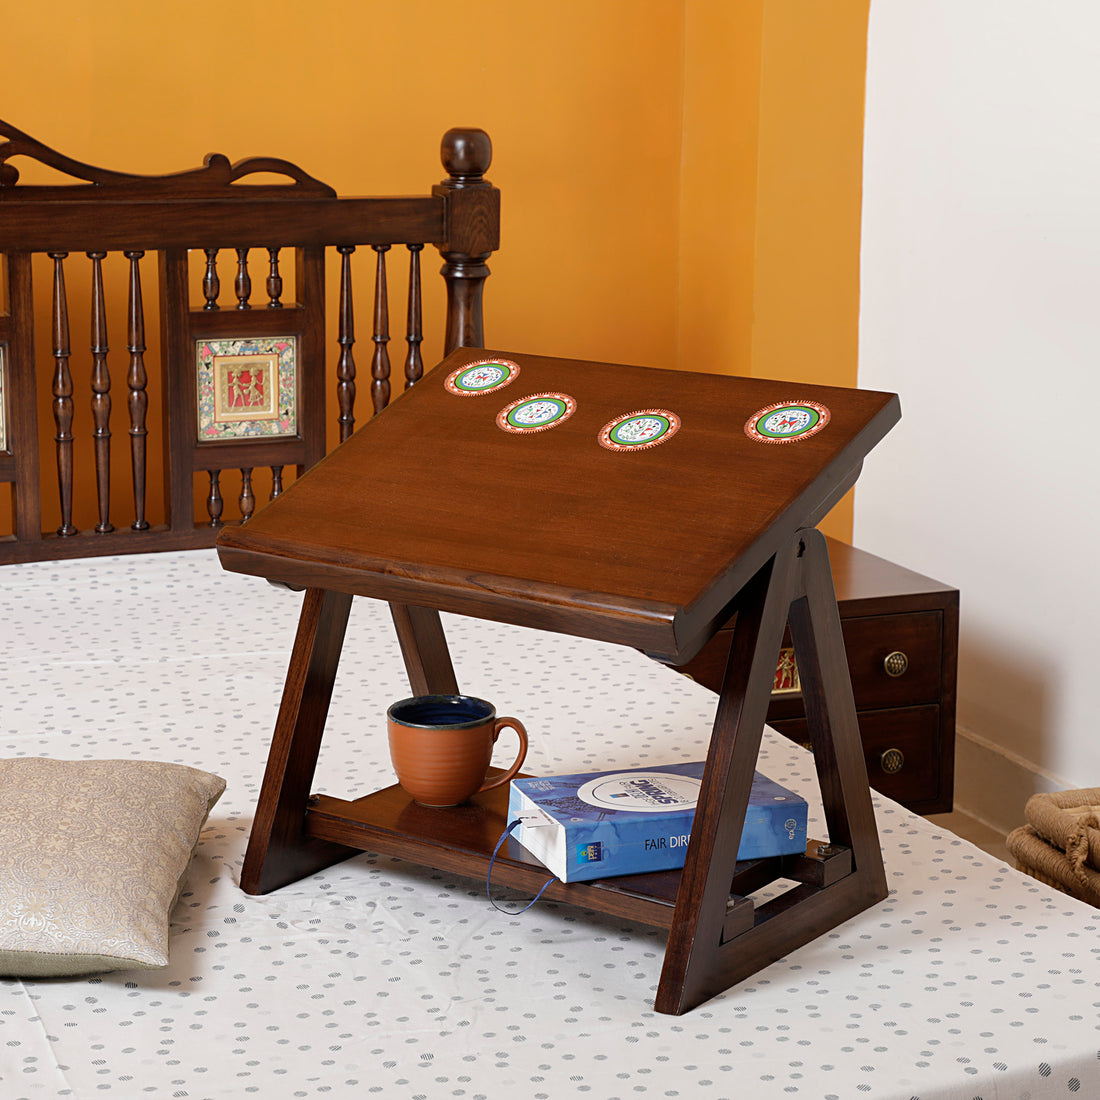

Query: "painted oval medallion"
left=598, top=409, right=681, bottom=452
left=496, top=392, right=577, bottom=433
left=444, top=358, right=520, bottom=396
left=744, top=400, right=830, bottom=443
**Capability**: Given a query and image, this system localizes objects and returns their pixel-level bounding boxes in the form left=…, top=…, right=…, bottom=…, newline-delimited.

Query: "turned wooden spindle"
left=404, top=244, right=424, bottom=389
left=87, top=251, right=113, bottom=534
left=270, top=465, right=284, bottom=500
left=125, top=250, right=150, bottom=531
left=202, top=249, right=220, bottom=310
left=206, top=470, right=224, bottom=527
left=336, top=245, right=357, bottom=442
left=435, top=128, right=498, bottom=353
left=48, top=252, right=77, bottom=536
left=235, top=248, right=252, bottom=309
left=239, top=467, right=255, bottom=523
left=370, top=244, right=391, bottom=414
left=266, top=247, right=283, bottom=308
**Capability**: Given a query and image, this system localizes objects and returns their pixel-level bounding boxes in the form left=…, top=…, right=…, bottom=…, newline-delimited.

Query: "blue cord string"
left=486, top=818, right=557, bottom=914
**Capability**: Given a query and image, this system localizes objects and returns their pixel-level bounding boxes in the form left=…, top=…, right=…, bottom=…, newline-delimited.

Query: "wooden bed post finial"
left=440, top=128, right=492, bottom=183
left=435, top=128, right=500, bottom=355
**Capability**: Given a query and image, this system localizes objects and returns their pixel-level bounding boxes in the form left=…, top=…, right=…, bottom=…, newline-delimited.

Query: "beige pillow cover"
left=0, top=758, right=226, bottom=978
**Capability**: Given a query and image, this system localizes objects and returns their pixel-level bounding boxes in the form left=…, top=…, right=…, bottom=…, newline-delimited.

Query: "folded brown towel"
left=1024, top=788, right=1100, bottom=878
left=1007, top=824, right=1100, bottom=906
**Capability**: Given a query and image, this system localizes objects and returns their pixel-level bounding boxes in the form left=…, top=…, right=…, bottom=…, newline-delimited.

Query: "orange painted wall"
left=678, top=0, right=765, bottom=380
left=4, top=1, right=684, bottom=370
left=4, top=0, right=868, bottom=540
left=678, top=0, right=870, bottom=541
left=753, top=1, right=871, bottom=540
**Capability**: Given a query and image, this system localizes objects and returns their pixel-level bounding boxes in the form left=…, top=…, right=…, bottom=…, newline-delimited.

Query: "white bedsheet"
left=1, top=549, right=1097, bottom=1100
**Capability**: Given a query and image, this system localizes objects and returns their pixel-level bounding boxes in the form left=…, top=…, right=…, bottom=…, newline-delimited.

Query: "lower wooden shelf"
left=304, top=783, right=851, bottom=934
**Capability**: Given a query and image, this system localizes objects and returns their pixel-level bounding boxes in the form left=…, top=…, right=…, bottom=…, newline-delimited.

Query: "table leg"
left=656, top=535, right=800, bottom=1013
left=789, top=530, right=888, bottom=889
left=655, top=529, right=887, bottom=1015
left=241, top=587, right=359, bottom=894
left=390, top=603, right=459, bottom=695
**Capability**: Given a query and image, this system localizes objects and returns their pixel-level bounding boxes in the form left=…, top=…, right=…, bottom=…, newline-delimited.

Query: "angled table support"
left=655, top=527, right=887, bottom=1015
left=389, top=603, right=459, bottom=697
left=240, top=587, right=357, bottom=895
left=241, top=595, right=458, bottom=895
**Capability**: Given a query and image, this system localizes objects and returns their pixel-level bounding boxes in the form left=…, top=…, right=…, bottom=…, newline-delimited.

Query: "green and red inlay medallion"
left=745, top=400, right=830, bottom=444
left=444, top=358, right=520, bottom=396
left=496, top=392, right=577, bottom=434
left=598, top=409, right=681, bottom=452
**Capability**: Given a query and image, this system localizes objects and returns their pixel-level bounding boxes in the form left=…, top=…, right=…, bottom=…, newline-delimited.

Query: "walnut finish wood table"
left=217, top=348, right=901, bottom=1015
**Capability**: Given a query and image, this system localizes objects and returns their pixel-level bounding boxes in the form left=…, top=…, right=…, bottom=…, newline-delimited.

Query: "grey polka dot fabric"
left=2, top=551, right=1098, bottom=1099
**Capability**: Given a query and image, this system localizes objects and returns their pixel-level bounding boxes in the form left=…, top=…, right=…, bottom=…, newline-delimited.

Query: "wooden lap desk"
left=217, top=348, right=901, bottom=1015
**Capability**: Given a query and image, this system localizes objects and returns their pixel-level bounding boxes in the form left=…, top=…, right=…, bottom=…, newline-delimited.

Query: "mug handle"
left=477, top=717, right=529, bottom=794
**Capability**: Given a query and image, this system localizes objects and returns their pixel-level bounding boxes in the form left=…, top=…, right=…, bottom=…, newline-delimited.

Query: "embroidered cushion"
left=0, top=758, right=225, bottom=977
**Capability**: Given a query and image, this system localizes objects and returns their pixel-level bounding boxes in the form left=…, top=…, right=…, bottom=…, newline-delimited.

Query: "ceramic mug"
left=386, top=694, right=528, bottom=807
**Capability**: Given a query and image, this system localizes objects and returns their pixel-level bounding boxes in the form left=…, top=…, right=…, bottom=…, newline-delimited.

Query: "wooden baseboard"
left=952, top=725, right=1071, bottom=836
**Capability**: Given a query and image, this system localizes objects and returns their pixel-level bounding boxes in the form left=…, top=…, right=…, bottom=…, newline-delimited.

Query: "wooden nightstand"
left=676, top=538, right=958, bottom=815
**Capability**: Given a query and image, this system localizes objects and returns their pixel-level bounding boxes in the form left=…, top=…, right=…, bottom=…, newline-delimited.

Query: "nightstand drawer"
left=770, top=704, right=943, bottom=810
left=835, top=612, right=942, bottom=709
left=681, top=610, right=943, bottom=712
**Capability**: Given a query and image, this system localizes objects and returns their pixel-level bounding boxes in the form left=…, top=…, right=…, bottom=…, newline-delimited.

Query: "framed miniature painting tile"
left=196, top=336, right=297, bottom=441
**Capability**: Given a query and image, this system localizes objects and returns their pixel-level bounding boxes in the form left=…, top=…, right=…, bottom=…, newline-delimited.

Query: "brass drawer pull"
left=880, top=747, right=905, bottom=774
left=883, top=650, right=909, bottom=678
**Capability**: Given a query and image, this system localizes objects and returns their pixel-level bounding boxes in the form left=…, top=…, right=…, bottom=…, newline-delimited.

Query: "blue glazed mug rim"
left=387, top=693, right=496, bottom=731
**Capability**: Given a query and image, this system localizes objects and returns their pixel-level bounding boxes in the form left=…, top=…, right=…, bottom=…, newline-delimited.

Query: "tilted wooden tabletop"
left=218, top=347, right=899, bottom=664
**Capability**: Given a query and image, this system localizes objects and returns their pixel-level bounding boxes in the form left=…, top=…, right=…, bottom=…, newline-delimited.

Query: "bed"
left=3, top=547, right=1099, bottom=1099
left=2, top=126, right=1100, bottom=1100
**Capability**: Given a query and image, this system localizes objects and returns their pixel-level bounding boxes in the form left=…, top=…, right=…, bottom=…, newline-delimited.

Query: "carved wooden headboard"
left=0, top=121, right=500, bottom=564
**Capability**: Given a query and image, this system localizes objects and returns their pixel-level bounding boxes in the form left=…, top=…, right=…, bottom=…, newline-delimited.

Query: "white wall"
left=856, top=1, right=1100, bottom=830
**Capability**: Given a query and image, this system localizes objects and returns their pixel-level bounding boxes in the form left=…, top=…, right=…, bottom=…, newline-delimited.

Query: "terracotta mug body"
left=386, top=694, right=528, bottom=807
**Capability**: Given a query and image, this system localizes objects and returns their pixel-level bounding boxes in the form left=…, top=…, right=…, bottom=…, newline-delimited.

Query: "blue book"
left=508, top=762, right=807, bottom=882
